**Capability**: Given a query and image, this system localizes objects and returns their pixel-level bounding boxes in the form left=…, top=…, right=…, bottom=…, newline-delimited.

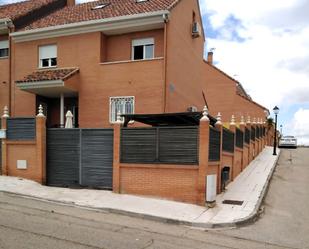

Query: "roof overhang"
left=17, top=79, right=78, bottom=98
left=0, top=18, right=12, bottom=35
left=10, top=10, right=169, bottom=43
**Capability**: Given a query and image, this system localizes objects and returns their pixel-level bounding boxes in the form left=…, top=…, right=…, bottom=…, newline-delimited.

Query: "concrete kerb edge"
left=0, top=190, right=193, bottom=227
left=190, top=149, right=281, bottom=229
left=0, top=150, right=281, bottom=230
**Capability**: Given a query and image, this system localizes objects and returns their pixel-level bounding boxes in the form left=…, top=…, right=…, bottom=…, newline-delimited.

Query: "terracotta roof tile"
left=16, top=68, right=79, bottom=83
left=0, top=0, right=57, bottom=21
left=22, top=0, right=178, bottom=30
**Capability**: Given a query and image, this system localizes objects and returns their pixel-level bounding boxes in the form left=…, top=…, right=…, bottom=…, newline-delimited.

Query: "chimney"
left=67, top=0, right=75, bottom=6
left=207, top=51, right=213, bottom=64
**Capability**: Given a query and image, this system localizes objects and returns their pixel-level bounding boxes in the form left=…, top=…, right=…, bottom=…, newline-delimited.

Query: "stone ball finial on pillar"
left=247, top=116, right=251, bottom=124
left=200, top=105, right=209, bottom=121
left=2, top=105, right=9, bottom=118
left=230, top=115, right=236, bottom=126
left=215, top=112, right=222, bottom=125
left=37, top=104, right=45, bottom=117
left=240, top=116, right=245, bottom=125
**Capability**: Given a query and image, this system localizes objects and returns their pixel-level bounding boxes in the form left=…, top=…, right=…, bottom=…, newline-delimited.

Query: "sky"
left=1, top=0, right=309, bottom=144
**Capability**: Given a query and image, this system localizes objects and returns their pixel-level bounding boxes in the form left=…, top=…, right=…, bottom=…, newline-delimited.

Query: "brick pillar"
left=1, top=106, right=9, bottom=176
left=215, top=113, right=223, bottom=194
left=113, top=123, right=121, bottom=193
left=36, top=112, right=46, bottom=184
left=247, top=116, right=253, bottom=163
left=229, top=115, right=236, bottom=180
left=239, top=116, right=246, bottom=171
left=252, top=118, right=257, bottom=158
left=197, top=107, right=210, bottom=206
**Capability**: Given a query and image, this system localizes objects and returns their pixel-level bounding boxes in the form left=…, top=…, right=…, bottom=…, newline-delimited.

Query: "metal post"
left=60, top=93, right=64, bottom=128
left=273, top=114, right=278, bottom=155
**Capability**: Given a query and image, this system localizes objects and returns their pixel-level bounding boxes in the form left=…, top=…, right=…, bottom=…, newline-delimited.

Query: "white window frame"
left=109, top=96, right=135, bottom=124
left=39, top=44, right=57, bottom=68
left=131, top=38, right=154, bottom=61
left=0, top=40, right=9, bottom=58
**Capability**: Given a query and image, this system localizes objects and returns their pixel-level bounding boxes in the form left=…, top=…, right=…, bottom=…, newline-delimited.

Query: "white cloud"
left=286, top=108, right=309, bottom=145
left=200, top=0, right=309, bottom=143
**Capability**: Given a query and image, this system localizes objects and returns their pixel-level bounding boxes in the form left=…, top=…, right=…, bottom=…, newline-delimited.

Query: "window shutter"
left=39, top=45, right=57, bottom=59
left=0, top=40, right=9, bottom=49
left=132, top=38, right=154, bottom=46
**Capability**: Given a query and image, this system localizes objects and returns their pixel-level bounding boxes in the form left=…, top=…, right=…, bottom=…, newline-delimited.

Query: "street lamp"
left=280, top=125, right=283, bottom=135
left=273, top=106, right=279, bottom=155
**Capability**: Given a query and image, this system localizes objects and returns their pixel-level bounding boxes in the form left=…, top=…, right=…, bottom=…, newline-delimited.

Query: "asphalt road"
left=0, top=148, right=308, bottom=249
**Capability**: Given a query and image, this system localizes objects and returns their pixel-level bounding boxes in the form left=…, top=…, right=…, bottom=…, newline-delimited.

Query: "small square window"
left=132, top=38, right=154, bottom=61
left=110, top=96, right=134, bottom=123
left=39, top=45, right=57, bottom=68
left=0, top=48, right=9, bottom=58
left=0, top=40, right=9, bottom=58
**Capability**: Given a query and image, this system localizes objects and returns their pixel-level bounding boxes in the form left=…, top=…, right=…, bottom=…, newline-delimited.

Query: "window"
left=39, top=45, right=57, bottom=68
left=92, top=3, right=109, bottom=10
left=132, top=38, right=154, bottom=60
left=110, top=96, right=134, bottom=123
left=0, top=40, right=9, bottom=58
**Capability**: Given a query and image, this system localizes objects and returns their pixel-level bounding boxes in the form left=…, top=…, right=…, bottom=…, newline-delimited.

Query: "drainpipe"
left=60, top=93, right=64, bottom=128
left=163, top=14, right=169, bottom=113
left=9, top=28, right=12, bottom=116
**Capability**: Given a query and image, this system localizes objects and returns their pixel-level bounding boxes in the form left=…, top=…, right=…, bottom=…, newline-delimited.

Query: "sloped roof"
left=16, top=68, right=79, bottom=83
left=22, top=0, right=178, bottom=30
left=0, top=0, right=57, bottom=21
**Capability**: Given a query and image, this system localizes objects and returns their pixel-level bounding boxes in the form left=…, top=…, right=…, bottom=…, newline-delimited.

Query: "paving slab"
left=0, top=146, right=279, bottom=229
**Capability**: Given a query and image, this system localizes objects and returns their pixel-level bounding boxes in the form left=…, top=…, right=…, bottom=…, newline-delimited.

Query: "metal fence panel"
left=47, top=129, right=80, bottom=187
left=245, top=128, right=250, bottom=144
left=222, top=128, right=234, bottom=153
left=120, top=126, right=199, bottom=165
left=120, top=128, right=157, bottom=163
left=251, top=127, right=256, bottom=141
left=257, top=126, right=260, bottom=139
left=81, top=129, right=113, bottom=189
left=209, top=127, right=221, bottom=161
left=7, top=118, right=35, bottom=140
left=236, top=128, right=244, bottom=148
left=159, top=127, right=199, bottom=164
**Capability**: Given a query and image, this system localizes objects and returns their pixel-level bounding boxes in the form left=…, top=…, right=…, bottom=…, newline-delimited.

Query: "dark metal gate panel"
left=120, top=128, right=157, bottom=163
left=158, top=127, right=199, bottom=164
left=7, top=118, right=35, bottom=140
left=81, top=129, right=113, bottom=189
left=209, top=127, right=221, bottom=162
left=47, top=129, right=80, bottom=187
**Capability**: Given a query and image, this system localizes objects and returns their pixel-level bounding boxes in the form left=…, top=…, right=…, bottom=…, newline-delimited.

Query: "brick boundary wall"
left=1, top=110, right=272, bottom=206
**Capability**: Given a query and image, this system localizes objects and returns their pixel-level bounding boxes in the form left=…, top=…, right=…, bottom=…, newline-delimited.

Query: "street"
left=0, top=148, right=308, bottom=249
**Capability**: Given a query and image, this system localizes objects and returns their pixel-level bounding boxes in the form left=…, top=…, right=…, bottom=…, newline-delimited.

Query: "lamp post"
left=273, top=106, right=279, bottom=155
left=280, top=125, right=283, bottom=136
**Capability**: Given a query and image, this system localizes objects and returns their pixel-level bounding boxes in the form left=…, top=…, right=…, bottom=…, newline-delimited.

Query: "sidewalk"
left=0, top=146, right=280, bottom=229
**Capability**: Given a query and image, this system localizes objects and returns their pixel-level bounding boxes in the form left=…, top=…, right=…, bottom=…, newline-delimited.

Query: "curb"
left=0, top=151, right=280, bottom=230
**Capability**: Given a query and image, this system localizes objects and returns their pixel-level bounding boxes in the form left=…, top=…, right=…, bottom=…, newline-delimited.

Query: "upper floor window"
left=0, top=40, right=9, bottom=58
left=110, top=96, right=134, bottom=123
left=132, top=38, right=154, bottom=60
left=39, top=45, right=57, bottom=68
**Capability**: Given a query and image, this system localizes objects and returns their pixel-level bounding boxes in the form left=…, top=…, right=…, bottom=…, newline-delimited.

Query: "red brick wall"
left=120, top=164, right=199, bottom=204
left=233, top=149, right=242, bottom=179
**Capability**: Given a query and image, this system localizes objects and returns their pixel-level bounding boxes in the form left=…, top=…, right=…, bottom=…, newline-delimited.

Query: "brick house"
left=0, top=0, right=273, bottom=205
left=0, top=0, right=268, bottom=128
left=0, top=0, right=75, bottom=120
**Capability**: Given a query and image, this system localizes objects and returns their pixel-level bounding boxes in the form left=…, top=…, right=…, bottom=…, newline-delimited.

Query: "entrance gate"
left=47, top=128, right=113, bottom=189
